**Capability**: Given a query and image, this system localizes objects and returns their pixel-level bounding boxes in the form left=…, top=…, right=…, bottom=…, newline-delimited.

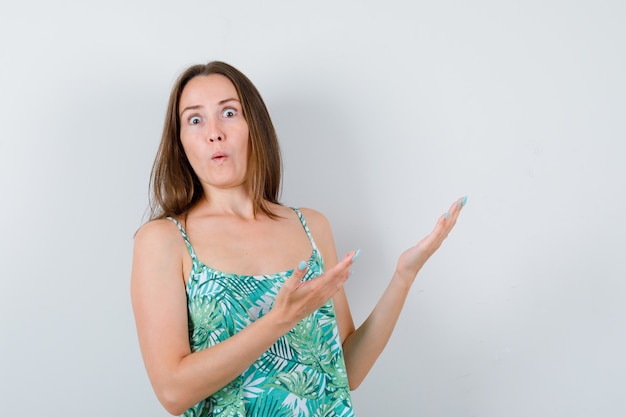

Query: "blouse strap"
left=291, top=208, right=319, bottom=252
left=166, top=216, right=198, bottom=262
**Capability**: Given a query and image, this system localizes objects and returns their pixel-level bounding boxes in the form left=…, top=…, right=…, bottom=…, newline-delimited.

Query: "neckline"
left=189, top=246, right=319, bottom=278
left=185, top=247, right=320, bottom=293
left=171, top=207, right=322, bottom=288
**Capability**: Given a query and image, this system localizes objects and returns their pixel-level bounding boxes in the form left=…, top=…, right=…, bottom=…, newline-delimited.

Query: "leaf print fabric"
left=167, top=208, right=355, bottom=417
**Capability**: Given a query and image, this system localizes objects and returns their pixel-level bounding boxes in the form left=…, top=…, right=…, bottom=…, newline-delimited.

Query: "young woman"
left=131, top=61, right=466, bottom=416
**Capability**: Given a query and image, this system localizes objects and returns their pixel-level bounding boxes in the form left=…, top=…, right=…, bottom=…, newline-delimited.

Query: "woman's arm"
left=131, top=219, right=354, bottom=415
left=305, top=197, right=466, bottom=390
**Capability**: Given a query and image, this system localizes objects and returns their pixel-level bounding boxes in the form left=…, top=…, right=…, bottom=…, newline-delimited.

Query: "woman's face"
left=179, top=74, right=250, bottom=193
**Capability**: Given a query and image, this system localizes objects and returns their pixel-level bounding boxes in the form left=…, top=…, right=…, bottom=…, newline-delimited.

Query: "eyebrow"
left=179, top=98, right=240, bottom=117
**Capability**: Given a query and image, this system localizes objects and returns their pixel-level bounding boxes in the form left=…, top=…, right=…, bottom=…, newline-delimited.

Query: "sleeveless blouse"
left=167, top=208, right=355, bottom=417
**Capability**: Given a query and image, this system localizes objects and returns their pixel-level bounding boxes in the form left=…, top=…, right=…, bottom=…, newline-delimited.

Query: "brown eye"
left=189, top=116, right=202, bottom=125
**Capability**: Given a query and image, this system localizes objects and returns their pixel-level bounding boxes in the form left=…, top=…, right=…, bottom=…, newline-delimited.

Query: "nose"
left=207, top=118, right=224, bottom=143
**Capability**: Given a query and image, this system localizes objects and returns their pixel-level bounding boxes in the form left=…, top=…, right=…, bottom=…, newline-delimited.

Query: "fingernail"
left=298, top=261, right=307, bottom=271
left=351, top=249, right=361, bottom=263
left=445, top=211, right=450, bottom=219
left=462, top=195, right=468, bottom=206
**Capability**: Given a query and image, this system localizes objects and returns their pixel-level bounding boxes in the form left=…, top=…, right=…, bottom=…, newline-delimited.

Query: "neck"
left=199, top=185, right=258, bottom=219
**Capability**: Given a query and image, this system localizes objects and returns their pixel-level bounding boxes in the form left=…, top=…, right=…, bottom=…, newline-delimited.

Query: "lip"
left=211, top=151, right=227, bottom=161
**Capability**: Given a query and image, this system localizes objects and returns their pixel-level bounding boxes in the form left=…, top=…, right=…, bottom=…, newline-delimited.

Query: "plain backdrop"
left=1, top=1, right=625, bottom=416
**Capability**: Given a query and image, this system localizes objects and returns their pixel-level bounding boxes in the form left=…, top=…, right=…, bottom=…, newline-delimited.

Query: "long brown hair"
left=149, top=61, right=282, bottom=220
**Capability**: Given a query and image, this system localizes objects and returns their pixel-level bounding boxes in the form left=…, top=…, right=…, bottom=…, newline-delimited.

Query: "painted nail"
left=462, top=195, right=468, bottom=206
left=351, top=249, right=361, bottom=263
left=445, top=211, right=450, bottom=219
left=298, top=261, right=307, bottom=271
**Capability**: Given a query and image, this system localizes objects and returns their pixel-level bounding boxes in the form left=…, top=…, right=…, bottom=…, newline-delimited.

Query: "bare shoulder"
left=135, top=218, right=178, bottom=239
left=297, top=207, right=333, bottom=235
left=297, top=207, right=338, bottom=262
left=132, top=218, right=187, bottom=284
left=134, top=218, right=184, bottom=251
left=269, top=204, right=332, bottom=233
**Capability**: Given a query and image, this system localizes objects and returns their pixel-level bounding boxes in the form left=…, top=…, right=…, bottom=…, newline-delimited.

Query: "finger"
left=300, top=250, right=357, bottom=295
left=448, top=195, right=467, bottom=214
left=338, top=249, right=360, bottom=266
left=338, top=249, right=360, bottom=279
left=284, top=260, right=309, bottom=290
left=452, top=195, right=467, bottom=223
left=320, top=253, right=355, bottom=290
left=443, top=196, right=467, bottom=222
left=437, top=196, right=466, bottom=238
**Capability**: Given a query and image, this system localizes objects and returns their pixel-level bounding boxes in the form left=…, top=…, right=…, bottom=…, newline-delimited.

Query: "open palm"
left=396, top=196, right=466, bottom=284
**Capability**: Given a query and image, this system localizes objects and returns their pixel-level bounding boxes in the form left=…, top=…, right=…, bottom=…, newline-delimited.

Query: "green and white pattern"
left=168, top=208, right=354, bottom=417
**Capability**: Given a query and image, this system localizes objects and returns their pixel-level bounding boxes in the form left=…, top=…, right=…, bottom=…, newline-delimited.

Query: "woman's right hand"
left=272, top=251, right=357, bottom=327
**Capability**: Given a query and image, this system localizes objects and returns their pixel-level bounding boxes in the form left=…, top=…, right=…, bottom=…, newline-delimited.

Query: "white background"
left=1, top=1, right=625, bottom=416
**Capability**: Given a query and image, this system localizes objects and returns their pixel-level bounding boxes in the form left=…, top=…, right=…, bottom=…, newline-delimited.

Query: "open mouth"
left=212, top=152, right=227, bottom=161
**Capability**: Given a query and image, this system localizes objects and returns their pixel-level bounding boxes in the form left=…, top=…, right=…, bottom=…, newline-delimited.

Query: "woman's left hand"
left=395, top=196, right=467, bottom=285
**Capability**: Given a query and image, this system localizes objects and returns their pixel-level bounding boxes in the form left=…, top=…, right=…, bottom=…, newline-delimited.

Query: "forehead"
left=179, top=74, right=240, bottom=109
